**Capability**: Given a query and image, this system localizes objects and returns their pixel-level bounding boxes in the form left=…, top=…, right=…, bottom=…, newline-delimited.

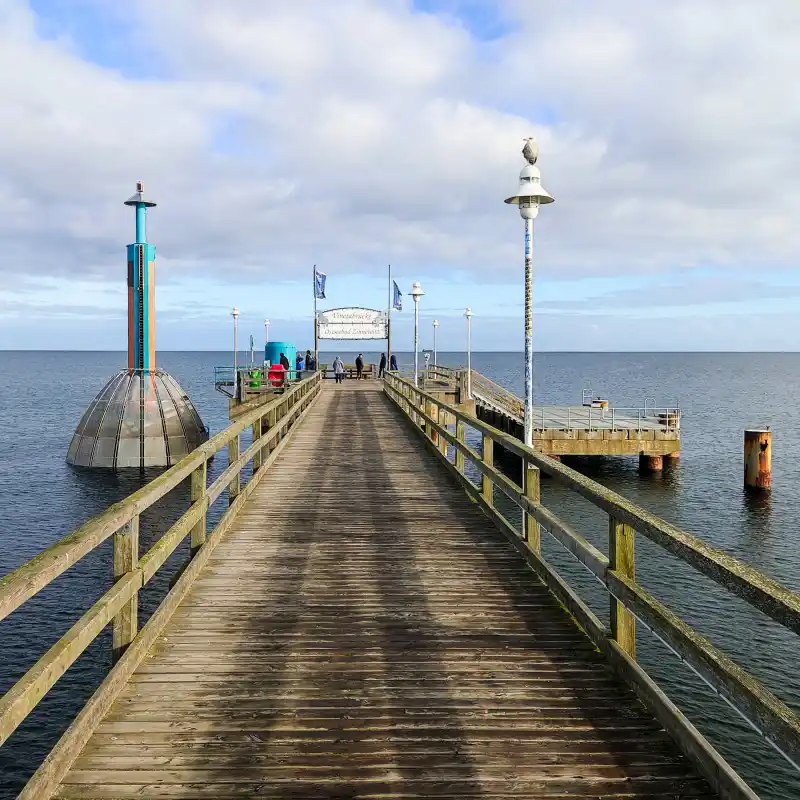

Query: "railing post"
left=456, top=419, right=465, bottom=472
left=523, top=461, right=540, bottom=551
left=252, top=416, right=263, bottom=473
left=112, top=515, right=139, bottom=663
left=482, top=433, right=494, bottom=506
left=429, top=400, right=438, bottom=445
left=190, top=462, right=207, bottom=556
left=228, top=434, right=240, bottom=504
left=265, top=407, right=277, bottom=458
left=609, top=516, right=636, bottom=658
left=440, top=409, right=449, bottom=457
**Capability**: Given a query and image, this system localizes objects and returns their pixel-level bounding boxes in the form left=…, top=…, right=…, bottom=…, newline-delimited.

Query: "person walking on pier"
left=390, top=354, right=398, bottom=372
left=305, top=349, right=315, bottom=371
left=295, top=351, right=304, bottom=381
left=279, top=352, right=290, bottom=371
left=356, top=353, right=364, bottom=380
left=332, top=356, right=345, bottom=384
left=379, top=352, right=387, bottom=378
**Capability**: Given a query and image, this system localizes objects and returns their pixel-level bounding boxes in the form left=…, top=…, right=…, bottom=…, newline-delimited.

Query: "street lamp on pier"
left=410, top=281, right=425, bottom=387
left=464, top=308, right=473, bottom=399
left=231, top=306, right=240, bottom=399
left=433, top=319, right=439, bottom=365
left=504, top=137, right=554, bottom=448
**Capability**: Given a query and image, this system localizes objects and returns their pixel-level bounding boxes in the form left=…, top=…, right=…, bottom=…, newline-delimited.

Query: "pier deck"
left=55, top=383, right=709, bottom=798
left=7, top=373, right=799, bottom=799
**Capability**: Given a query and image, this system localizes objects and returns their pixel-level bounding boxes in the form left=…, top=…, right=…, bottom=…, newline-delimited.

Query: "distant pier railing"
left=0, top=373, right=323, bottom=798
left=384, top=370, right=800, bottom=796
left=426, top=365, right=681, bottom=432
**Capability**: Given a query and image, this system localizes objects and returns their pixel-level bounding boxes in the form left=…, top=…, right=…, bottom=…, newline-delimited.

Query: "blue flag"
left=314, top=269, right=327, bottom=300
left=392, top=280, right=402, bottom=311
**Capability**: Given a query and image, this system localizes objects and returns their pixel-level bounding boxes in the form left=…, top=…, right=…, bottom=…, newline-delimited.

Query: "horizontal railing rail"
left=0, top=371, right=324, bottom=799
left=384, top=371, right=800, bottom=800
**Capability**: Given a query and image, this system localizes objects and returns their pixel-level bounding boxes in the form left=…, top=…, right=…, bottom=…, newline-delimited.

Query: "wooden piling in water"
left=639, top=453, right=663, bottom=472
left=744, top=429, right=772, bottom=491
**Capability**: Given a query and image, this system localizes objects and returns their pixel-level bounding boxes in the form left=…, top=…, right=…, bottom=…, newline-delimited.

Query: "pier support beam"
left=639, top=453, right=663, bottom=473
left=663, top=452, right=680, bottom=467
left=744, top=429, right=771, bottom=492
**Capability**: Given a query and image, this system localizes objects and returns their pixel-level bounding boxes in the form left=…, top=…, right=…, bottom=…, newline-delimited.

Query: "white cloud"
left=1, top=0, right=799, bottom=328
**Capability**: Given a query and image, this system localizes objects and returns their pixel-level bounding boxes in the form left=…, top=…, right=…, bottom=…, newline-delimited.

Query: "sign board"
left=317, top=307, right=388, bottom=340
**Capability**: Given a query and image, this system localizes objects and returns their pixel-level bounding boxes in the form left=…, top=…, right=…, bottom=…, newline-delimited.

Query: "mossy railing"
left=0, top=371, right=323, bottom=799
left=385, top=371, right=800, bottom=800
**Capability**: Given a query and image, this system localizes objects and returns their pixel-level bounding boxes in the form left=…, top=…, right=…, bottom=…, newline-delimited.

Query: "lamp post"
left=264, top=318, right=270, bottom=347
left=504, top=137, right=554, bottom=448
left=432, top=319, right=439, bottom=365
left=410, top=281, right=425, bottom=387
left=231, top=306, right=240, bottom=398
left=464, top=308, right=473, bottom=399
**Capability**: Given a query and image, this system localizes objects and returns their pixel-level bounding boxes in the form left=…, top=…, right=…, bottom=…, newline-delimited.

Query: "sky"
left=1, top=0, right=800, bottom=351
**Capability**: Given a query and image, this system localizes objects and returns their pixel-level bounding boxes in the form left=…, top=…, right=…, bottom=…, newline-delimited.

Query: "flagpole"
left=313, top=263, right=318, bottom=374
left=387, top=263, right=392, bottom=370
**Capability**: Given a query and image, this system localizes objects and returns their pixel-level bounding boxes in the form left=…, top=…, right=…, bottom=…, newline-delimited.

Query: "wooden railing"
left=468, top=369, right=525, bottom=417
left=0, top=371, right=323, bottom=799
left=384, top=371, right=800, bottom=800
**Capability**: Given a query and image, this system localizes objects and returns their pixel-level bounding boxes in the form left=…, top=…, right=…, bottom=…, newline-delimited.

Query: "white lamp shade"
left=505, top=163, right=554, bottom=206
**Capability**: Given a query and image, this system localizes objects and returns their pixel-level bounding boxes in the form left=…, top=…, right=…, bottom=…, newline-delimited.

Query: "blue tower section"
left=124, top=182, right=157, bottom=372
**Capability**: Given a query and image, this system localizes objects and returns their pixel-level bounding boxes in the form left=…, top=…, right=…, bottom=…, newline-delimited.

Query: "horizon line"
left=4, top=349, right=800, bottom=355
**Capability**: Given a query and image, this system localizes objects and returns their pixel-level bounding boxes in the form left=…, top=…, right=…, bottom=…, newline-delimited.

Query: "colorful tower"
left=125, top=182, right=157, bottom=373
left=66, top=183, right=209, bottom=469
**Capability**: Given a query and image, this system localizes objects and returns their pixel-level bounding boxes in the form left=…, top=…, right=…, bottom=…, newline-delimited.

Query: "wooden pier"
left=425, top=366, right=680, bottom=466
left=1, top=373, right=799, bottom=798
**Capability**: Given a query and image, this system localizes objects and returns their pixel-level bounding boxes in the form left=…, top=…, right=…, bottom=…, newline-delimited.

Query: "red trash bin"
left=268, top=363, right=287, bottom=387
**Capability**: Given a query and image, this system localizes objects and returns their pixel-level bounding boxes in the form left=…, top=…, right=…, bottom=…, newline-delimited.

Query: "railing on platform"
left=469, top=369, right=681, bottom=431
left=214, top=365, right=310, bottom=398
left=384, top=371, right=800, bottom=800
left=0, top=372, right=323, bottom=799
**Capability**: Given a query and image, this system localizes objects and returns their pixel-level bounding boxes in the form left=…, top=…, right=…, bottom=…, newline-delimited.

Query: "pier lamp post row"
left=411, top=281, right=425, bottom=387
left=505, top=137, right=554, bottom=448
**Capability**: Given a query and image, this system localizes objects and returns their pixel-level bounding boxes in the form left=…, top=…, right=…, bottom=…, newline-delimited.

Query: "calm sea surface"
left=1, top=350, right=799, bottom=798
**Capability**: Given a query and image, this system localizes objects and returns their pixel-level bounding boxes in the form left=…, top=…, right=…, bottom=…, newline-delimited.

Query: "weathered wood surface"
left=55, top=382, right=712, bottom=799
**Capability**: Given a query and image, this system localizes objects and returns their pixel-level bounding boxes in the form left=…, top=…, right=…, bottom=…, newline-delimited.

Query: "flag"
left=314, top=269, right=327, bottom=300
left=392, top=280, right=402, bottom=311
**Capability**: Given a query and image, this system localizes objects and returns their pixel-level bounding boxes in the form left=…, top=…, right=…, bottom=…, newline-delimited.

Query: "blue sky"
left=2, top=0, right=799, bottom=351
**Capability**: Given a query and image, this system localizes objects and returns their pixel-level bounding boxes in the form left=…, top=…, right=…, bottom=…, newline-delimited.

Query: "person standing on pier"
left=305, top=349, right=315, bottom=371
left=295, top=351, right=304, bottom=380
left=332, top=356, right=345, bottom=384
left=379, top=352, right=387, bottom=378
left=390, top=354, right=398, bottom=372
left=356, top=353, right=364, bottom=380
